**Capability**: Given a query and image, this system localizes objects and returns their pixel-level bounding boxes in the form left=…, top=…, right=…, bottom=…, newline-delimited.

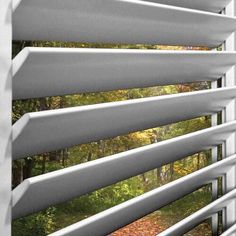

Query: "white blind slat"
left=13, top=0, right=236, bottom=47
left=13, top=48, right=236, bottom=99
left=13, top=87, right=236, bottom=159
left=146, top=0, right=232, bottom=13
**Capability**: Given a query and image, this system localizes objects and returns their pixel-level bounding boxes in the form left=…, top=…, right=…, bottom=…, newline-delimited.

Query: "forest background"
left=12, top=41, right=216, bottom=236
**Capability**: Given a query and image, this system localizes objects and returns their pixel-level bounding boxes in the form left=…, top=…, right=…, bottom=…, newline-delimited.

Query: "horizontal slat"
left=159, top=189, right=236, bottom=236
left=46, top=155, right=236, bottom=236
left=13, top=0, right=236, bottom=47
left=13, top=87, right=236, bottom=159
left=146, top=0, right=232, bottom=13
left=12, top=121, right=236, bottom=219
left=13, top=48, right=236, bottom=99
left=221, top=224, right=236, bottom=236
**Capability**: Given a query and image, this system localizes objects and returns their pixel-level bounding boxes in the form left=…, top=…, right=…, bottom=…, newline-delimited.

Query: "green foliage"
left=161, top=186, right=212, bottom=221
left=13, top=208, right=56, bottom=236
left=59, top=177, right=144, bottom=215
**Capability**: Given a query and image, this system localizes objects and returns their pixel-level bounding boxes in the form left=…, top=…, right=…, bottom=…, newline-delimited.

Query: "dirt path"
left=111, top=214, right=168, bottom=236
left=110, top=214, right=211, bottom=236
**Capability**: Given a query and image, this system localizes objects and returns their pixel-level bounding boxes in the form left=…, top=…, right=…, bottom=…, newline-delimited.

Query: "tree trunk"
left=170, top=163, right=174, bottom=181
left=23, top=158, right=33, bottom=179
left=41, top=154, right=46, bottom=174
left=197, top=153, right=201, bottom=170
left=87, top=151, right=92, bottom=162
